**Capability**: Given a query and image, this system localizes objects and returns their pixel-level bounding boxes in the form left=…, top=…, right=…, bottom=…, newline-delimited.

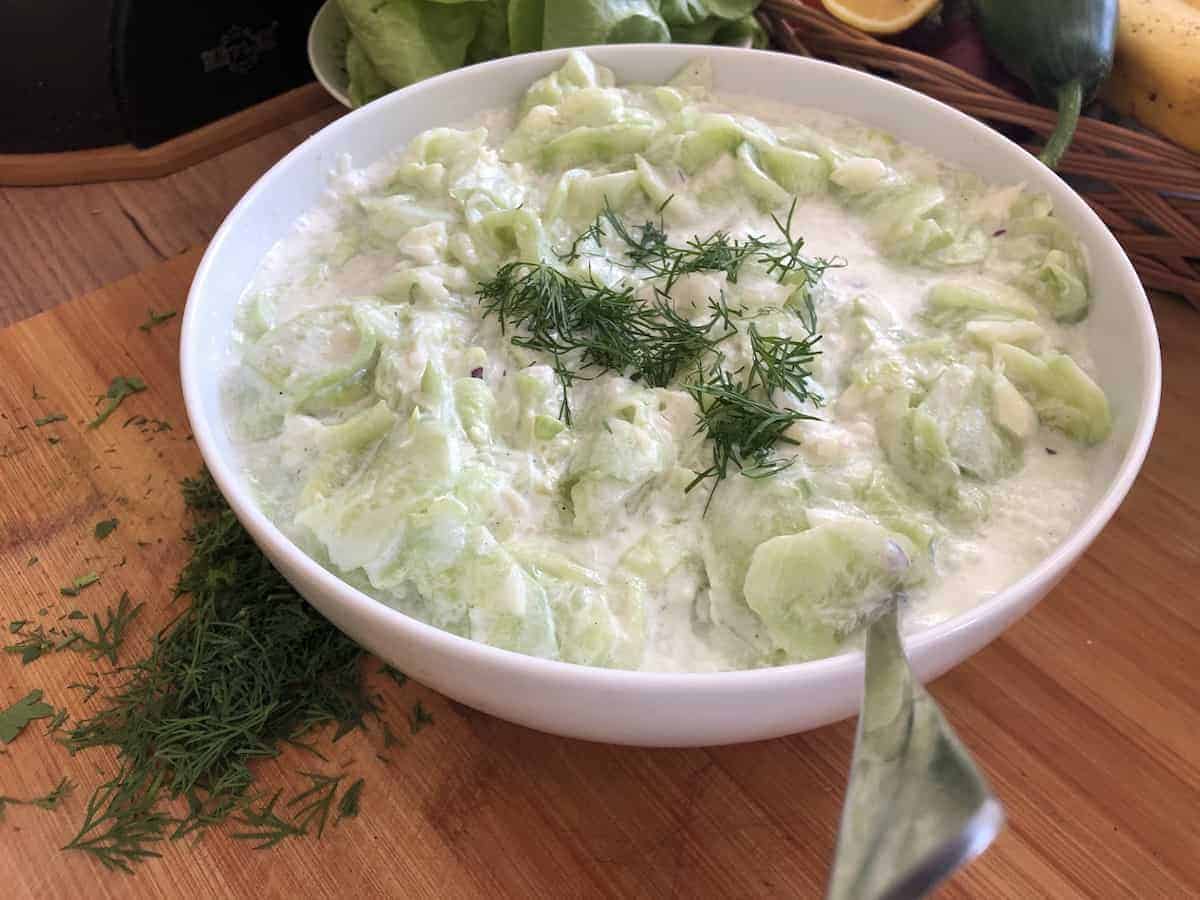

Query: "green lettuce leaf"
left=338, top=0, right=765, bottom=105
left=337, top=0, right=485, bottom=90
left=467, top=0, right=511, bottom=63
left=346, top=36, right=392, bottom=107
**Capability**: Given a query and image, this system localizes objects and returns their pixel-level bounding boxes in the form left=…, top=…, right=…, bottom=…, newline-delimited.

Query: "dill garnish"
left=684, top=365, right=815, bottom=501
left=479, top=263, right=730, bottom=422
left=598, top=200, right=771, bottom=291
left=34, top=413, right=67, bottom=427
left=746, top=324, right=822, bottom=403
left=479, top=200, right=835, bottom=492
left=94, top=518, right=119, bottom=540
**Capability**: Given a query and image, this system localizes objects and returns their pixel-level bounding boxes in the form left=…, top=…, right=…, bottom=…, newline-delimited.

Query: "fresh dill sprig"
left=481, top=200, right=835, bottom=493
left=286, top=772, right=342, bottom=839
left=478, top=263, right=729, bottom=422
left=66, top=592, right=143, bottom=666
left=46, top=706, right=70, bottom=735
left=747, top=324, right=823, bottom=404
left=758, top=202, right=843, bottom=334
left=379, top=665, right=408, bottom=687
left=0, top=777, right=74, bottom=821
left=68, top=682, right=100, bottom=703
left=63, top=767, right=172, bottom=873
left=231, top=789, right=305, bottom=849
left=684, top=364, right=816, bottom=503
left=231, top=772, right=346, bottom=848
left=558, top=217, right=607, bottom=266
left=598, top=200, right=771, bottom=291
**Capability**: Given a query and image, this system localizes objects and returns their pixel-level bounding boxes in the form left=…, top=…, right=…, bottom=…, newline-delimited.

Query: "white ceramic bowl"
left=181, top=45, right=1160, bottom=747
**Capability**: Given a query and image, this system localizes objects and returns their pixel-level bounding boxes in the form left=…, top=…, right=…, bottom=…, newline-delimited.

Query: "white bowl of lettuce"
left=182, top=44, right=1159, bottom=746
left=309, top=0, right=766, bottom=108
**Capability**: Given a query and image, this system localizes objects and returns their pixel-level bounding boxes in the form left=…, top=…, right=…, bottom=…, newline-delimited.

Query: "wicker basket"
left=759, top=0, right=1200, bottom=310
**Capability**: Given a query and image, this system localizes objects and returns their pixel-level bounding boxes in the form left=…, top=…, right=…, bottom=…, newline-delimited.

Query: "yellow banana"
left=1102, top=0, right=1200, bottom=152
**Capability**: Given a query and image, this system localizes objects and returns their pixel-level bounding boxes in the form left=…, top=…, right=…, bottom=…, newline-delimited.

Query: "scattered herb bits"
left=60, top=471, right=395, bottom=871
left=94, top=518, right=119, bottom=540
left=336, top=778, right=365, bottom=823
left=88, top=376, right=147, bottom=429
left=0, top=689, right=55, bottom=743
left=0, top=778, right=74, bottom=821
left=137, top=309, right=177, bottom=332
left=409, top=701, right=434, bottom=735
left=60, top=572, right=100, bottom=597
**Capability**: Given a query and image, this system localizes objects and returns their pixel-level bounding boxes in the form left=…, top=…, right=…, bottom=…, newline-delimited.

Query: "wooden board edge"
left=0, top=83, right=339, bottom=188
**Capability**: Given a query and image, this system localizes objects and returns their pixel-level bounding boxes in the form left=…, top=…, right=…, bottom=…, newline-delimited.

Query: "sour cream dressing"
left=226, top=64, right=1105, bottom=672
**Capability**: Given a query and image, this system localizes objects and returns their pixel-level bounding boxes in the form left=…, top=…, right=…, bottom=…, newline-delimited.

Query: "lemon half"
left=821, top=0, right=941, bottom=35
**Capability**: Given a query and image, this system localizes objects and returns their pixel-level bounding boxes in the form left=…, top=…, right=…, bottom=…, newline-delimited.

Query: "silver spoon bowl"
left=827, top=598, right=1004, bottom=900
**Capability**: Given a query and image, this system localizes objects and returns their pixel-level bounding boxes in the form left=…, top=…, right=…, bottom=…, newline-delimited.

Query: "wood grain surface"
left=0, top=105, right=343, bottom=329
left=0, top=251, right=1198, bottom=898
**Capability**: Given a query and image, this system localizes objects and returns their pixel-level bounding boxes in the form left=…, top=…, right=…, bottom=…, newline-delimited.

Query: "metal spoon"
left=826, top=598, right=1005, bottom=900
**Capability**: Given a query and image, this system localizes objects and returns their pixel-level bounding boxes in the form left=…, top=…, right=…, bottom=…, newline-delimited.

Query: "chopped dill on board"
left=137, top=309, right=177, bottom=333
left=67, top=592, right=143, bottom=665
left=0, top=777, right=74, bottom=820
left=58, top=470, right=417, bottom=872
left=88, top=376, right=147, bottom=429
left=0, top=689, right=55, bottom=743
left=60, top=572, right=100, bottom=597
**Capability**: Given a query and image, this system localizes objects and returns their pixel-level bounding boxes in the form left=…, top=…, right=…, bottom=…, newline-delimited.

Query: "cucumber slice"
left=925, top=279, right=1040, bottom=325
left=994, top=344, right=1111, bottom=444
left=758, top=143, right=829, bottom=196
left=735, top=142, right=792, bottom=209
left=245, top=303, right=379, bottom=407
left=743, top=519, right=914, bottom=660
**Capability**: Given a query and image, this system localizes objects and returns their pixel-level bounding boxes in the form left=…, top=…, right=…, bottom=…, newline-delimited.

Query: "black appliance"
left=1, top=0, right=323, bottom=154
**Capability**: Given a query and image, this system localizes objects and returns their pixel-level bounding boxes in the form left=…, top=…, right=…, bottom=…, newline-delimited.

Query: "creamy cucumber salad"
left=225, top=53, right=1112, bottom=672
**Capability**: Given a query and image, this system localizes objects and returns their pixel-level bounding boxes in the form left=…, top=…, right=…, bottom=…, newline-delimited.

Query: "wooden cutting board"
left=1, top=250, right=1198, bottom=898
